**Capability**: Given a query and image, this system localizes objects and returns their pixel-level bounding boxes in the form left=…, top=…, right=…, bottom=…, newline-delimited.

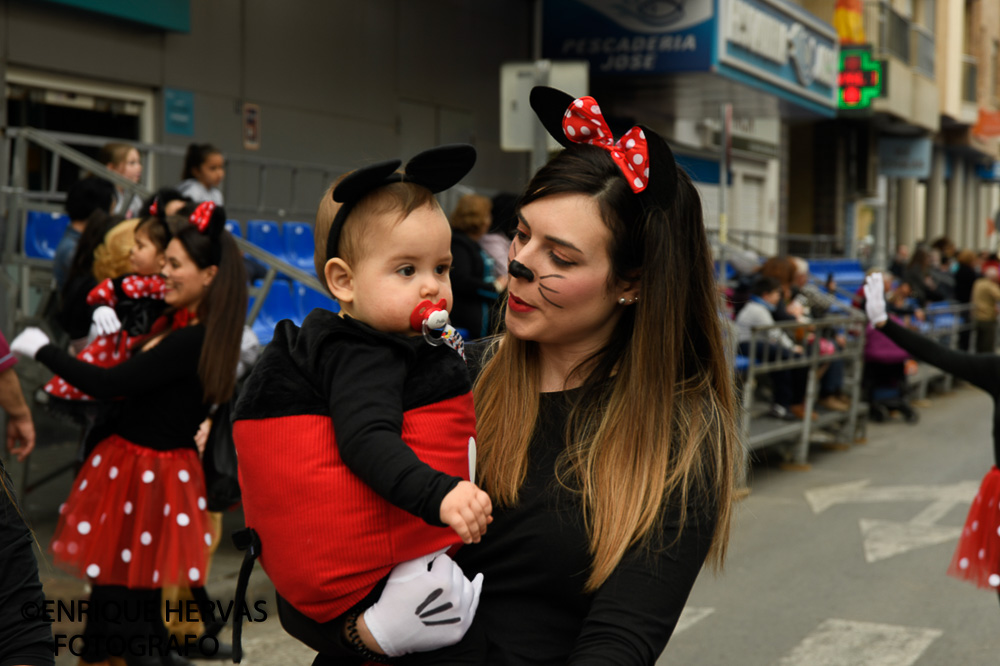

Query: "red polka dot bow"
left=562, top=96, right=649, bottom=193
left=189, top=201, right=216, bottom=233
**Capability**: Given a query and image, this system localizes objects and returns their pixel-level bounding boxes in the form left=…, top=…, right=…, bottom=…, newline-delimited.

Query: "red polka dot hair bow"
left=189, top=201, right=216, bottom=233
left=561, top=96, right=649, bottom=193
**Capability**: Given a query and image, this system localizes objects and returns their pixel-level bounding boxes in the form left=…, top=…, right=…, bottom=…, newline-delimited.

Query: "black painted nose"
left=508, top=260, right=534, bottom=282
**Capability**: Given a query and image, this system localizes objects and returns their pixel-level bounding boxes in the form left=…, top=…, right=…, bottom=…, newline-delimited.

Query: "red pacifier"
left=410, top=299, right=450, bottom=334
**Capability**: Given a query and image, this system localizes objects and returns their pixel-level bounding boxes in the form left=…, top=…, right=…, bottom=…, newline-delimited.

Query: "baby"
left=233, top=144, right=490, bottom=626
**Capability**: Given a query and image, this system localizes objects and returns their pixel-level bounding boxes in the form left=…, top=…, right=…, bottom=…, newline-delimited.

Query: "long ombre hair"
left=475, top=145, right=740, bottom=591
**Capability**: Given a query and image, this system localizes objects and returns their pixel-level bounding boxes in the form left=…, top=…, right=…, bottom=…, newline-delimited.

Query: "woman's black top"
left=881, top=319, right=1000, bottom=466
left=0, top=461, right=55, bottom=666
left=35, top=325, right=209, bottom=451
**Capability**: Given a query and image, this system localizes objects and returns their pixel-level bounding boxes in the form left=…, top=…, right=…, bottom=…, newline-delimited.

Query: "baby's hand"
left=440, top=481, right=493, bottom=544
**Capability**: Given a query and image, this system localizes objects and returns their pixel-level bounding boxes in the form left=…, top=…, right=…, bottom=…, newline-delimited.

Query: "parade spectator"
left=972, top=265, right=1000, bottom=353
left=889, top=243, right=910, bottom=279
left=905, top=247, right=946, bottom=306
left=53, top=177, right=115, bottom=290
left=100, top=142, right=144, bottom=218
left=276, top=86, right=741, bottom=664
left=11, top=204, right=247, bottom=666
left=177, top=143, right=225, bottom=205
left=481, top=192, right=517, bottom=280
left=449, top=193, right=502, bottom=339
left=954, top=249, right=980, bottom=351
left=736, top=275, right=810, bottom=420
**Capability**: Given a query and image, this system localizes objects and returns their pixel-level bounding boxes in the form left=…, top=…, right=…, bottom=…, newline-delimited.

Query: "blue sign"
left=878, top=136, right=932, bottom=179
left=164, top=89, right=194, bottom=137
left=542, top=0, right=838, bottom=115
left=976, top=162, right=1000, bottom=182
left=40, top=0, right=189, bottom=32
left=543, top=0, right=715, bottom=75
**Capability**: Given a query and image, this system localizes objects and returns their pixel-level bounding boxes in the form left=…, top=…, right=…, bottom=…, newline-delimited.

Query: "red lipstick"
left=508, top=294, right=536, bottom=313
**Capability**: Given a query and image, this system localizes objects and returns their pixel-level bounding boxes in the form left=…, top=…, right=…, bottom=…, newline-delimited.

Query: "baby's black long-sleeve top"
left=35, top=325, right=209, bottom=450
left=880, top=319, right=1000, bottom=465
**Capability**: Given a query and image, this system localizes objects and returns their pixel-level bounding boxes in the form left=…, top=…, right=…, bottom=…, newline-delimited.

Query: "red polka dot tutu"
left=947, top=466, right=1000, bottom=590
left=50, top=435, right=212, bottom=589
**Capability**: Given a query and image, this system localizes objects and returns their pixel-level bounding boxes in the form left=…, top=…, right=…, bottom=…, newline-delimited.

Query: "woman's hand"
left=362, top=549, right=484, bottom=657
left=194, top=418, right=212, bottom=457
left=863, top=274, right=888, bottom=328
left=10, top=327, right=50, bottom=359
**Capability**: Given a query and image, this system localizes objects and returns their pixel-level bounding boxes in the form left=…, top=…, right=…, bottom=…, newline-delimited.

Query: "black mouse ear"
left=530, top=86, right=576, bottom=149
left=404, top=144, right=477, bottom=193
left=332, top=159, right=403, bottom=204
left=639, top=126, right=679, bottom=211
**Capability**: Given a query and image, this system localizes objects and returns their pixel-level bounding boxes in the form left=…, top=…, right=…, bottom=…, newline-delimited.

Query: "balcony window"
left=962, top=55, right=978, bottom=104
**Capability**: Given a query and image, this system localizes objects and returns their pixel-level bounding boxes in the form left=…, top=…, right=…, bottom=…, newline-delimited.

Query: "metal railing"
left=706, top=228, right=844, bottom=259
left=736, top=313, right=869, bottom=468
left=912, top=24, right=935, bottom=79
left=0, top=127, right=331, bottom=339
left=962, top=55, right=979, bottom=103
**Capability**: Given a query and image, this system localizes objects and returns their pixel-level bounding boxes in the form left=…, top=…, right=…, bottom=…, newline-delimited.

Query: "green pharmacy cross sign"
left=838, top=47, right=884, bottom=110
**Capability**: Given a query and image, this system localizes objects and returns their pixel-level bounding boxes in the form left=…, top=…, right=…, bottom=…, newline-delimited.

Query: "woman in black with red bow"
left=12, top=202, right=247, bottom=666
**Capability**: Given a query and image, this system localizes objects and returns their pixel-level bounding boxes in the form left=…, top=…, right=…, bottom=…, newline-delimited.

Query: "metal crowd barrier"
left=737, top=313, right=868, bottom=469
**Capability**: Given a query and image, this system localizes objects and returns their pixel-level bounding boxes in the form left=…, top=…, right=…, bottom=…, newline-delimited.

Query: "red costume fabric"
left=233, top=311, right=474, bottom=622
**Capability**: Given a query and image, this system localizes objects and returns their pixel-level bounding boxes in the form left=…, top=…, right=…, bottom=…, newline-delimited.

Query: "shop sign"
left=838, top=47, right=884, bottom=110
left=973, top=109, right=1000, bottom=138
left=719, top=0, right=839, bottom=111
left=542, top=0, right=716, bottom=74
left=975, top=162, right=1000, bottom=182
left=878, top=136, right=932, bottom=179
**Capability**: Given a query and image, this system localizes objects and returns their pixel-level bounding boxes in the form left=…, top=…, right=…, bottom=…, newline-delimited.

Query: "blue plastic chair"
left=295, top=282, right=339, bottom=320
left=252, top=279, right=299, bottom=344
left=25, top=211, right=71, bottom=259
left=283, top=222, right=315, bottom=273
left=247, top=220, right=284, bottom=258
left=225, top=219, right=243, bottom=238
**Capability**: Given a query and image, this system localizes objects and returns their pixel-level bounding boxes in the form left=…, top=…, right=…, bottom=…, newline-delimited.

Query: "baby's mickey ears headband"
left=529, top=86, right=679, bottom=209
left=325, top=144, right=477, bottom=260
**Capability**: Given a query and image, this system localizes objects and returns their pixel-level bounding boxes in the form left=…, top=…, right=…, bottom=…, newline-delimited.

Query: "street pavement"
left=9, top=372, right=1000, bottom=665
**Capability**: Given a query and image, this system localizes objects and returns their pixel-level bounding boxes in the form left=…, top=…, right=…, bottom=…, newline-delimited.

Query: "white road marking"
left=674, top=606, right=714, bottom=635
left=777, top=618, right=941, bottom=666
left=804, top=479, right=978, bottom=562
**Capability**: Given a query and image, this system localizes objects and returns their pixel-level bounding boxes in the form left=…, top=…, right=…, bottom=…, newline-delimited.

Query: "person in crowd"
left=277, top=86, right=741, bottom=665
left=481, top=192, right=517, bottom=281
left=449, top=193, right=503, bottom=339
left=736, top=275, right=810, bottom=421
left=233, top=145, right=489, bottom=657
left=861, top=272, right=919, bottom=423
left=100, top=142, right=144, bottom=218
left=904, top=246, right=945, bottom=306
left=954, top=249, right=980, bottom=351
left=971, top=265, right=1000, bottom=354
left=177, top=143, right=225, bottom=205
left=865, top=272, right=1000, bottom=594
left=53, top=177, right=116, bottom=291
left=889, top=243, right=910, bottom=279
left=11, top=203, right=247, bottom=666
left=56, top=210, right=122, bottom=354
left=0, top=329, right=51, bottom=666
left=1, top=329, right=35, bottom=462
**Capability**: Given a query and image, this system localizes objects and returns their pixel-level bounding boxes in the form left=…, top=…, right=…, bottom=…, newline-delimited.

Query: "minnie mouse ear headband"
left=325, top=144, right=477, bottom=260
left=529, top=86, right=678, bottom=210
left=178, top=201, right=227, bottom=264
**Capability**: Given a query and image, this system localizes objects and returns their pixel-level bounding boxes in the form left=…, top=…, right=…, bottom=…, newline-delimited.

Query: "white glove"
left=10, top=327, right=50, bottom=359
left=863, top=273, right=888, bottom=327
left=92, top=306, right=121, bottom=336
left=364, top=549, right=483, bottom=657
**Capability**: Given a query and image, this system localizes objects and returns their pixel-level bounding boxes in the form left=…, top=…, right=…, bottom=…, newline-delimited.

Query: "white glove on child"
left=91, top=306, right=121, bottom=336
left=10, top=327, right=50, bottom=359
left=863, top=274, right=888, bottom=327
left=364, top=549, right=483, bottom=657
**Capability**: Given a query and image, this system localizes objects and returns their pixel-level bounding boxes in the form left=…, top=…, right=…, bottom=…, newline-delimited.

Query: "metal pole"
left=718, top=103, right=731, bottom=283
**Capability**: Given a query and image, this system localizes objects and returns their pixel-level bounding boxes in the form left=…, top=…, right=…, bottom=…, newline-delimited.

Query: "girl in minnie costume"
left=232, top=145, right=489, bottom=660
left=12, top=203, right=247, bottom=666
left=865, top=273, right=1000, bottom=599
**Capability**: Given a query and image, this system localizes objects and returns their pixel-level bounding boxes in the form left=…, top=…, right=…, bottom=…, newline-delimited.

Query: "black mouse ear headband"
left=325, top=144, right=477, bottom=260
left=528, top=86, right=678, bottom=210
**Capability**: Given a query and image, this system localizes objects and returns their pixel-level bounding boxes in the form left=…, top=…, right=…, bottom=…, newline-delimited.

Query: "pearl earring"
left=618, top=297, right=626, bottom=305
